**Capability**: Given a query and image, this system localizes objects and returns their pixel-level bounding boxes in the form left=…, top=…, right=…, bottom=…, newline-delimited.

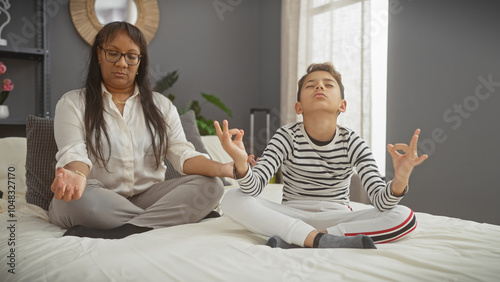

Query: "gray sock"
left=317, top=233, right=376, bottom=249
left=266, top=236, right=302, bottom=249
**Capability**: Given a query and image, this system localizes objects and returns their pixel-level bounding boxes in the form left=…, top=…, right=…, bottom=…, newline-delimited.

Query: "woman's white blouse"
left=54, top=84, right=207, bottom=197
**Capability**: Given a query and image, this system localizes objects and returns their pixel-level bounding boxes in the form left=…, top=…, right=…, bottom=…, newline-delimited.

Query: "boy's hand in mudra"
left=387, top=128, right=428, bottom=196
left=214, top=120, right=250, bottom=178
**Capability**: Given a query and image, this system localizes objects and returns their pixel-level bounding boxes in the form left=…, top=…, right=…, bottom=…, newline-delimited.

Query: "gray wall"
left=50, top=0, right=281, bottom=153
left=387, top=0, right=500, bottom=224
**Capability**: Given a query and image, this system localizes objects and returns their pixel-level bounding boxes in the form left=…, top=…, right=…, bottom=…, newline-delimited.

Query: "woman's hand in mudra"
left=51, top=167, right=86, bottom=202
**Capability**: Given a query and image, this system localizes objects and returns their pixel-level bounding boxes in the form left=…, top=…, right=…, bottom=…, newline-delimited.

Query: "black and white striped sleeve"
left=237, top=128, right=292, bottom=197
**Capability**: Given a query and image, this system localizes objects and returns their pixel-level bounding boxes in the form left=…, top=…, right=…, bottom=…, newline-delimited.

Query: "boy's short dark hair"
left=297, top=62, right=345, bottom=101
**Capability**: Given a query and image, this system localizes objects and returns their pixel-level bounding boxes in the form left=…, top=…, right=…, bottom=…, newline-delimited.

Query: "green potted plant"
left=154, top=70, right=232, bottom=135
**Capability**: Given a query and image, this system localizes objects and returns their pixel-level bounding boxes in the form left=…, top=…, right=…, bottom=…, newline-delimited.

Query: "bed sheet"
left=1, top=184, right=500, bottom=281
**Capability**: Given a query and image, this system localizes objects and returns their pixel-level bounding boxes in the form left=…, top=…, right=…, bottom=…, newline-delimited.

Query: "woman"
left=49, top=22, right=231, bottom=239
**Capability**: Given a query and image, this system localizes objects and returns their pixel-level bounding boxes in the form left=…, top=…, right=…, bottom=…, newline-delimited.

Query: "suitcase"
left=249, top=108, right=281, bottom=183
left=249, top=108, right=270, bottom=156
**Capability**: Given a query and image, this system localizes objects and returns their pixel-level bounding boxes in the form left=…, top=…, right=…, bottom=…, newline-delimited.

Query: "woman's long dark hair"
left=84, top=22, right=167, bottom=170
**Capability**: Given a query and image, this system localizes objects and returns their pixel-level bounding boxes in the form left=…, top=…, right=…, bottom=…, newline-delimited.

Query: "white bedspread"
left=1, top=184, right=500, bottom=281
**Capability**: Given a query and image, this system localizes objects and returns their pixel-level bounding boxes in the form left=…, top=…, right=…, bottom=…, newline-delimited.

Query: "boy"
left=215, top=62, right=427, bottom=249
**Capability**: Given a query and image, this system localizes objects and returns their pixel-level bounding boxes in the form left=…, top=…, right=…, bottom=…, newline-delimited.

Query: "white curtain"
left=281, top=0, right=372, bottom=146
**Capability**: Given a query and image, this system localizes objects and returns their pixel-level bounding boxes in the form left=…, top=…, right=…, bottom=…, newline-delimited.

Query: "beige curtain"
left=280, top=1, right=302, bottom=125
left=281, top=0, right=372, bottom=146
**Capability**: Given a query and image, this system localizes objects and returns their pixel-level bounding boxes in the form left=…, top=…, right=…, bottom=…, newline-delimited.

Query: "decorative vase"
left=0, top=104, right=9, bottom=119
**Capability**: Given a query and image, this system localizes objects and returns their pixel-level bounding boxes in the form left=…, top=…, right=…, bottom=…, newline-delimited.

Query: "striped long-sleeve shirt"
left=238, top=122, right=405, bottom=212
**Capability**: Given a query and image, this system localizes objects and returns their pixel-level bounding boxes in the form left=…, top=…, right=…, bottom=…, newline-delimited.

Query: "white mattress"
left=1, top=184, right=500, bottom=281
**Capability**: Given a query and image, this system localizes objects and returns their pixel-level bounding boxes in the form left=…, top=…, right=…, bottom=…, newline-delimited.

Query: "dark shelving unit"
left=0, top=0, right=50, bottom=133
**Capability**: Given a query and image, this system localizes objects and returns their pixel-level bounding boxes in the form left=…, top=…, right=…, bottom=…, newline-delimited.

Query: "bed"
left=1, top=116, right=500, bottom=281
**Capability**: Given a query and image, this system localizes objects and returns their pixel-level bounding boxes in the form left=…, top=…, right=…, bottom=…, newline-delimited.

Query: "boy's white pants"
left=221, top=188, right=416, bottom=246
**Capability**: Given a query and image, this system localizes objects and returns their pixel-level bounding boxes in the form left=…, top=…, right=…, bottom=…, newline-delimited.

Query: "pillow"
left=180, top=110, right=210, bottom=156
left=0, top=137, right=28, bottom=203
left=25, top=115, right=58, bottom=210
left=201, top=135, right=238, bottom=186
left=175, top=110, right=231, bottom=186
left=165, top=110, right=204, bottom=180
left=163, top=159, right=182, bottom=180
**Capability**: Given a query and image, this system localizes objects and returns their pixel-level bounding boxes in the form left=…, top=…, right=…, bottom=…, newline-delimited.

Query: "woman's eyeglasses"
left=101, top=47, right=141, bottom=65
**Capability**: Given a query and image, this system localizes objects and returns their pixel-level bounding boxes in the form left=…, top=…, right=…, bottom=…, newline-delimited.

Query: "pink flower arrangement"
left=0, top=62, right=6, bottom=74
left=0, top=62, right=14, bottom=105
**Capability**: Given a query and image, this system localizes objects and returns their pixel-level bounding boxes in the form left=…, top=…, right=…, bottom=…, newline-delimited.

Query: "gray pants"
left=49, top=175, right=224, bottom=229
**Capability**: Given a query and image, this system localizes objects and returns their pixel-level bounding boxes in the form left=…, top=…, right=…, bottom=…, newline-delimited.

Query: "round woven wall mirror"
left=70, top=0, right=159, bottom=45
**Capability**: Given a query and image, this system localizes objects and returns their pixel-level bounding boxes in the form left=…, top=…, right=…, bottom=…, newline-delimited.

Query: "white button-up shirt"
left=54, top=84, right=207, bottom=197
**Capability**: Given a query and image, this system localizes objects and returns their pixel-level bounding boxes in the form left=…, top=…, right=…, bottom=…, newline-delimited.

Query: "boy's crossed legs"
left=221, top=188, right=416, bottom=249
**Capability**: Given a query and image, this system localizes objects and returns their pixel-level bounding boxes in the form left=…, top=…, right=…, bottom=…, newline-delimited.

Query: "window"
left=300, top=0, right=388, bottom=173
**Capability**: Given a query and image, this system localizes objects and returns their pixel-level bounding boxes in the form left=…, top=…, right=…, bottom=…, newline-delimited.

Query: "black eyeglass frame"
left=100, top=47, right=142, bottom=66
